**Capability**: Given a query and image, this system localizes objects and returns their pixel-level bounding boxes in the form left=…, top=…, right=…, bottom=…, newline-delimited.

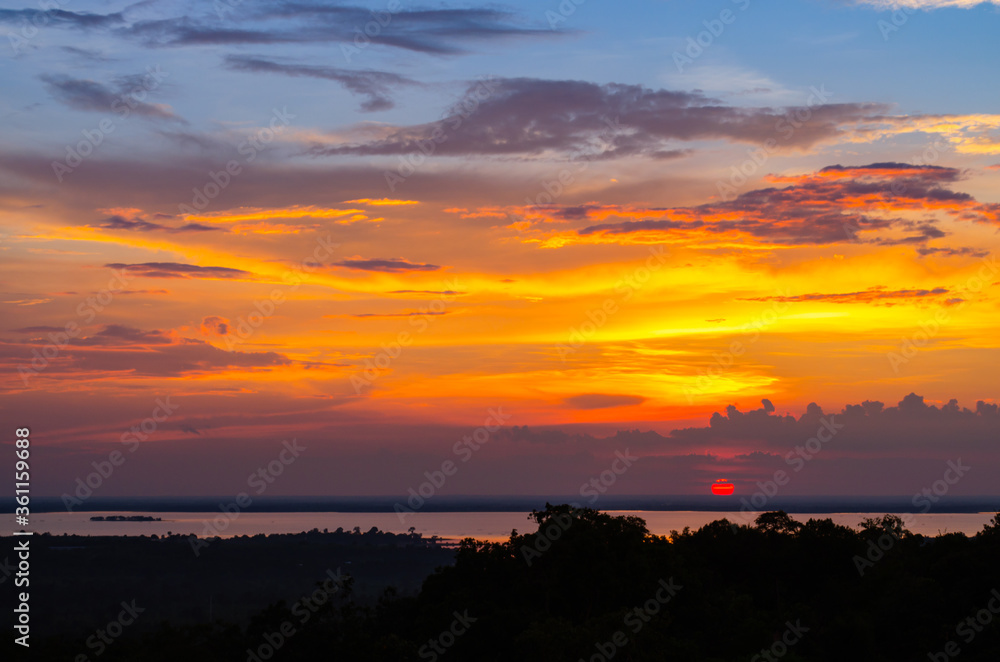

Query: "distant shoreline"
left=9, top=495, right=1000, bottom=514
left=15, top=509, right=997, bottom=539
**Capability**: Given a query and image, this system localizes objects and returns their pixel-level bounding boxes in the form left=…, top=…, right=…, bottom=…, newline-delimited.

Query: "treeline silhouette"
left=7, top=507, right=1000, bottom=661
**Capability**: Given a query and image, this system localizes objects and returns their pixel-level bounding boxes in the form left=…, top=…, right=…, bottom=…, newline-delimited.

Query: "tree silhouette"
left=755, top=510, right=803, bottom=535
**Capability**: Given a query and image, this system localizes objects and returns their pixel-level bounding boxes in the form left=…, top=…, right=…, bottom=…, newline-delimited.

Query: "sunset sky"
left=1, top=0, right=998, bottom=499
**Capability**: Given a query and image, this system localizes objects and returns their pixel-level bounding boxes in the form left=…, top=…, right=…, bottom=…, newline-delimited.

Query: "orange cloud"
left=181, top=206, right=370, bottom=223
left=848, top=113, right=1000, bottom=154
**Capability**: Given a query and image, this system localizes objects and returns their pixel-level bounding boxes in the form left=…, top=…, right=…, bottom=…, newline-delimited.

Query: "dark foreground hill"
left=4, top=507, right=999, bottom=661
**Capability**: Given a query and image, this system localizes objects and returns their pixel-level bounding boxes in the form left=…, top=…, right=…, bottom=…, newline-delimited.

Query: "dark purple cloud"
left=332, top=258, right=440, bottom=272
left=0, top=331, right=291, bottom=378
left=97, top=214, right=221, bottom=233
left=486, top=393, right=1000, bottom=461
left=79, top=324, right=171, bottom=346
left=310, top=77, right=888, bottom=158
left=200, top=316, right=230, bottom=337
left=567, top=163, right=998, bottom=248
left=739, top=287, right=951, bottom=305
left=917, top=246, right=989, bottom=258
left=669, top=394, right=1000, bottom=455
left=104, top=262, right=253, bottom=279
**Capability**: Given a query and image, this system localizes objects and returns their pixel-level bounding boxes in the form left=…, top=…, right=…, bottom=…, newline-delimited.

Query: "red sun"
left=711, top=479, right=735, bottom=495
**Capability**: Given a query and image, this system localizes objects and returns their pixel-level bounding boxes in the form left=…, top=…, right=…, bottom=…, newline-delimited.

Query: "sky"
left=1, top=0, right=998, bottom=501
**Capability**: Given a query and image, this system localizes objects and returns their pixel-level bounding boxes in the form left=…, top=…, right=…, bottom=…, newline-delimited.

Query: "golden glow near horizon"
left=4, top=164, right=998, bottom=431
left=2, top=0, right=1000, bottom=445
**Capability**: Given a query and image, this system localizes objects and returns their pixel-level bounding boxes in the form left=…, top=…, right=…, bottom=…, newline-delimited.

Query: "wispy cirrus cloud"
left=60, top=45, right=114, bottom=62
left=119, top=5, right=563, bottom=54
left=0, top=8, right=125, bottom=29
left=40, top=74, right=183, bottom=122
left=224, top=55, right=418, bottom=112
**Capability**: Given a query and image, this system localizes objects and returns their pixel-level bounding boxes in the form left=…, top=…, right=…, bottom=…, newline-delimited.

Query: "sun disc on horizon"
left=711, top=479, right=735, bottom=495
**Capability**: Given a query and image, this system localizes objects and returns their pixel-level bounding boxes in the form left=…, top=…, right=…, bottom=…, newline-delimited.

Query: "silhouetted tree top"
left=755, top=510, right=803, bottom=535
